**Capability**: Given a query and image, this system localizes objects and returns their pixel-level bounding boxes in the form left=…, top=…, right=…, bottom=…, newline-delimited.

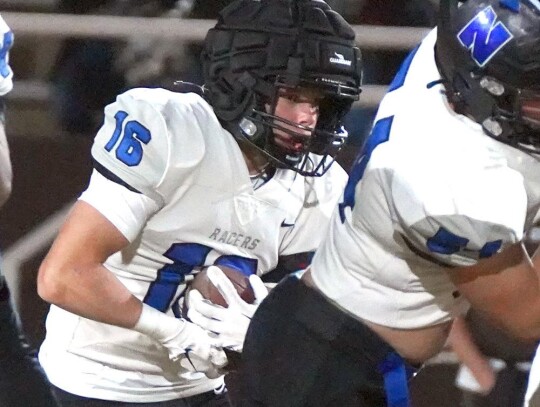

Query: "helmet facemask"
left=478, top=76, right=540, bottom=154
left=201, top=0, right=362, bottom=176
left=238, top=78, right=355, bottom=176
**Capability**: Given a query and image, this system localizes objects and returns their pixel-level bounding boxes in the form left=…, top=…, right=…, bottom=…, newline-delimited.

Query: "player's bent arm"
left=449, top=242, right=540, bottom=341
left=37, top=200, right=141, bottom=328
left=37, top=200, right=227, bottom=376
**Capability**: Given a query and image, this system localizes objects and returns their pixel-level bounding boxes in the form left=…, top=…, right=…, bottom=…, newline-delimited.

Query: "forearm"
left=0, top=15, right=13, bottom=209
left=0, top=120, right=13, bottom=208
left=448, top=316, right=492, bottom=376
left=38, top=257, right=142, bottom=328
left=37, top=201, right=142, bottom=328
left=451, top=243, right=540, bottom=340
left=39, top=256, right=226, bottom=377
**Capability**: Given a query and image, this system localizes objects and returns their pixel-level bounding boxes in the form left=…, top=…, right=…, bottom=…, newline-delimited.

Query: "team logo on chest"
left=457, top=6, right=513, bottom=67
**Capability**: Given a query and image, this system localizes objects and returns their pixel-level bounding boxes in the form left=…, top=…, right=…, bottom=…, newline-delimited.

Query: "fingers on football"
left=210, top=347, right=228, bottom=368
left=248, top=274, right=268, bottom=304
left=188, top=291, right=228, bottom=322
left=188, top=289, right=227, bottom=317
left=206, top=266, right=243, bottom=306
left=187, top=306, right=236, bottom=339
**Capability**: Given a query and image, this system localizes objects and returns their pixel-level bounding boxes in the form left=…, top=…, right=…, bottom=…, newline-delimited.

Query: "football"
left=189, top=265, right=256, bottom=308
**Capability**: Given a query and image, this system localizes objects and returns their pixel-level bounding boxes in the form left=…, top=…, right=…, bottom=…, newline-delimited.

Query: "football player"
left=36, top=0, right=361, bottom=405
left=0, top=15, right=59, bottom=407
left=224, top=0, right=540, bottom=406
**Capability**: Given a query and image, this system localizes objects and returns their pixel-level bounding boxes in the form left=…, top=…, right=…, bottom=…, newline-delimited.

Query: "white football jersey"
left=39, top=88, right=347, bottom=402
left=312, top=29, right=540, bottom=329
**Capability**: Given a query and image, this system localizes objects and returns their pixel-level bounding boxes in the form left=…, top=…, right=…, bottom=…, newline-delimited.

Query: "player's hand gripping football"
left=0, top=15, right=14, bottom=96
left=187, top=266, right=268, bottom=352
left=134, top=303, right=227, bottom=379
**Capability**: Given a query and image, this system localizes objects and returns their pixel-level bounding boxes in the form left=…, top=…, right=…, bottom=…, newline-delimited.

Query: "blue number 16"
left=104, top=110, right=151, bottom=166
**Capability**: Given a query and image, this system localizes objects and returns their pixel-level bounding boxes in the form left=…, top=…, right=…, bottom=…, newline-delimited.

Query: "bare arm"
left=447, top=315, right=496, bottom=394
left=37, top=200, right=142, bottom=328
left=449, top=242, right=540, bottom=340
left=0, top=13, right=14, bottom=208
left=0, top=118, right=12, bottom=208
left=37, top=199, right=227, bottom=376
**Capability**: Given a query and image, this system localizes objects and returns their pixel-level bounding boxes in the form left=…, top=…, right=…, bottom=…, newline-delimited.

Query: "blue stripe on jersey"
left=144, top=242, right=258, bottom=312
left=144, top=243, right=212, bottom=311
left=338, top=42, right=421, bottom=223
left=480, top=239, right=502, bottom=258
left=339, top=116, right=393, bottom=222
left=426, top=227, right=469, bottom=255
left=387, top=45, right=420, bottom=92
left=0, top=31, right=13, bottom=78
left=426, top=227, right=503, bottom=258
left=215, top=255, right=258, bottom=277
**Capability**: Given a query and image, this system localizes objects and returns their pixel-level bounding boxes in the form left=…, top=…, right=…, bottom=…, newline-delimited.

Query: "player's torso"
left=312, top=30, right=540, bottom=332
left=109, top=162, right=307, bottom=308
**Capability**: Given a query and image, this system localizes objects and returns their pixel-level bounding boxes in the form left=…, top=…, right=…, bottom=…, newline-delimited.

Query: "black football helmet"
left=435, top=0, right=540, bottom=155
left=201, top=0, right=362, bottom=176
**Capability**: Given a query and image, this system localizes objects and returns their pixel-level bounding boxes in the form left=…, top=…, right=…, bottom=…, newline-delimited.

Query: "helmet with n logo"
left=435, top=0, right=540, bottom=154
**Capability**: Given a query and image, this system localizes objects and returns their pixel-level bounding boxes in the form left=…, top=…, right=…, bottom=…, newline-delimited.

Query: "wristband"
left=133, top=303, right=185, bottom=342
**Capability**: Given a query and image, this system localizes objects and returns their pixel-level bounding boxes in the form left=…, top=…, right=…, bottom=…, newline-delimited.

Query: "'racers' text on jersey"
left=209, top=228, right=260, bottom=250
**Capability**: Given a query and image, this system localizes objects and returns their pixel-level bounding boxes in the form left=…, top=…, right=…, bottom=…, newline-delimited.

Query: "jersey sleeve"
left=279, top=162, right=348, bottom=257
left=79, top=170, right=160, bottom=242
left=91, top=89, right=171, bottom=205
left=390, top=164, right=527, bottom=267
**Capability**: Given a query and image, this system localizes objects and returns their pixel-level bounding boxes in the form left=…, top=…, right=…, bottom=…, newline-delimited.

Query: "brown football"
left=189, top=265, right=256, bottom=308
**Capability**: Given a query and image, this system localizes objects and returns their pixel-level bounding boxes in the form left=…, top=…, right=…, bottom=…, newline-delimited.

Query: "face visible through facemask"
left=269, top=87, right=323, bottom=155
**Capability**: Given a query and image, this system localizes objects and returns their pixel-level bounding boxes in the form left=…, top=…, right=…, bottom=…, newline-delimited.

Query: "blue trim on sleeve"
left=426, top=227, right=469, bottom=255
left=479, top=239, right=502, bottom=258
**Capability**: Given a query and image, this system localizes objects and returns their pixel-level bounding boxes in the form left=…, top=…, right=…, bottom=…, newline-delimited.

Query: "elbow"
left=37, top=259, right=68, bottom=305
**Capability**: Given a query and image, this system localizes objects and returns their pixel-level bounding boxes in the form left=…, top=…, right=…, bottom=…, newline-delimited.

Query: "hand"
left=187, top=266, right=268, bottom=351
left=133, top=303, right=227, bottom=379
left=473, top=358, right=502, bottom=395
left=161, top=318, right=228, bottom=379
left=0, top=15, right=13, bottom=96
